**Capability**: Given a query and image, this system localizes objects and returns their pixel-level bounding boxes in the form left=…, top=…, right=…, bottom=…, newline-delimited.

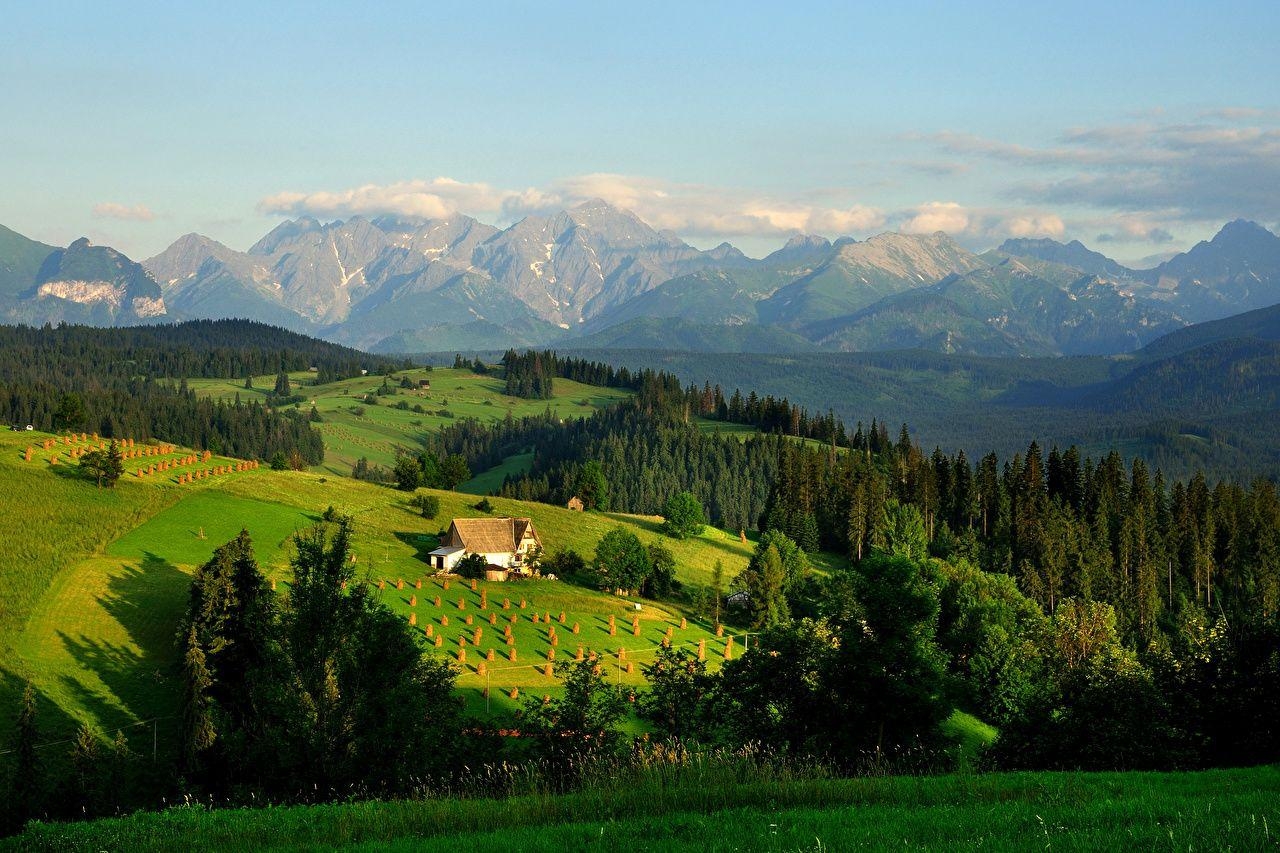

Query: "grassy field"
left=187, top=367, right=631, bottom=478
left=0, top=431, right=266, bottom=740
left=8, top=764, right=1278, bottom=851
left=0, top=430, right=761, bottom=755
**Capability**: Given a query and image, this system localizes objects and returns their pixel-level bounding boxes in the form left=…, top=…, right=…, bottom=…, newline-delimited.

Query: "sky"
left=1, top=0, right=1278, bottom=265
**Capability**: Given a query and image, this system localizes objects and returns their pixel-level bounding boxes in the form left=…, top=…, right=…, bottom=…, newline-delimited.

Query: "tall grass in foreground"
left=9, top=756, right=1278, bottom=852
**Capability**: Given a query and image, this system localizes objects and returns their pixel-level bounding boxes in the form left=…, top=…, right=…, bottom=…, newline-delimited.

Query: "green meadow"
left=0, top=427, right=759, bottom=755
left=187, top=367, right=631, bottom=477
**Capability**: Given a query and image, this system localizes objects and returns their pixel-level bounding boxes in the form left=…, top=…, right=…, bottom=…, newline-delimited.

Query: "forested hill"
left=0, top=320, right=396, bottom=463
left=0, top=319, right=397, bottom=383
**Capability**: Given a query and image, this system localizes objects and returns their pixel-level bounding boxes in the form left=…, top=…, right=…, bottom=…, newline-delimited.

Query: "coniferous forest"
left=0, top=321, right=393, bottom=462
left=431, top=354, right=1280, bottom=772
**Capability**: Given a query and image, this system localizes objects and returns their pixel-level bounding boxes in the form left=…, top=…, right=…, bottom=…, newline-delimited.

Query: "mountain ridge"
left=1, top=211, right=1277, bottom=356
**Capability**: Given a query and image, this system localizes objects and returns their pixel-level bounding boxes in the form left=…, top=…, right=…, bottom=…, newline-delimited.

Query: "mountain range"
left=2, top=205, right=1279, bottom=356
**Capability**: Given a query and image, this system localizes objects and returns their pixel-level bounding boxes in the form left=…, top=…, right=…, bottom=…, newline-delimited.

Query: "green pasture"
left=188, top=367, right=631, bottom=477
left=0, top=431, right=269, bottom=742
left=457, top=451, right=535, bottom=495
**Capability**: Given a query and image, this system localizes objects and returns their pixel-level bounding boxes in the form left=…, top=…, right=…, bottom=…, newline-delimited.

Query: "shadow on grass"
left=393, top=530, right=438, bottom=564
left=58, top=552, right=189, bottom=742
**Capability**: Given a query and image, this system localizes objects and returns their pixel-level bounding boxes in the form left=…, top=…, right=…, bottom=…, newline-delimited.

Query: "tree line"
left=0, top=320, right=392, bottom=463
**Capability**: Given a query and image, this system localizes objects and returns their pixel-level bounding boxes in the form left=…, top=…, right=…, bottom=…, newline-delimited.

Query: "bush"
left=409, top=494, right=440, bottom=519
left=457, top=553, right=488, bottom=580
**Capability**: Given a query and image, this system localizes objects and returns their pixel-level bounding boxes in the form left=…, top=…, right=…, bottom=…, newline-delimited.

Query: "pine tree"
left=181, top=626, right=217, bottom=774
left=8, top=682, right=41, bottom=828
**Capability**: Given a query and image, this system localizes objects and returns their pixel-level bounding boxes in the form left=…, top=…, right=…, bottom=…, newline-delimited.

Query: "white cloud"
left=259, top=172, right=887, bottom=242
left=258, top=178, right=513, bottom=221
left=92, top=202, right=155, bottom=222
left=897, top=202, right=1064, bottom=242
left=900, top=201, right=970, bottom=235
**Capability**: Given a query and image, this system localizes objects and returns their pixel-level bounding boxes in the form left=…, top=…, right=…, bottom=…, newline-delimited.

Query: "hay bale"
left=477, top=662, right=487, bottom=676
left=572, top=622, right=580, bottom=634
left=532, top=613, right=540, bottom=624
left=633, top=625, right=641, bottom=637
left=547, top=648, right=556, bottom=661
left=626, top=662, right=635, bottom=675
left=489, top=613, right=497, bottom=625
left=487, top=648, right=495, bottom=661
left=426, top=624, right=434, bottom=637
left=558, top=611, right=566, bottom=624
left=396, top=579, right=405, bottom=590
left=441, top=615, right=449, bottom=627
left=415, top=579, right=423, bottom=589
left=465, top=614, right=474, bottom=625
left=543, top=663, right=553, bottom=677
left=457, top=597, right=466, bottom=610
left=434, top=635, right=444, bottom=647
left=409, top=612, right=417, bottom=626
left=576, top=646, right=584, bottom=661
left=698, top=639, right=706, bottom=661
left=470, top=579, right=477, bottom=591
left=503, top=598, right=510, bottom=610
left=509, top=648, right=518, bottom=662
left=457, top=648, right=466, bottom=663
left=715, top=624, right=724, bottom=637
left=409, top=595, right=417, bottom=607
left=434, top=596, right=441, bottom=607
left=509, top=688, right=519, bottom=700
left=519, top=599, right=526, bottom=609
left=680, top=618, right=687, bottom=630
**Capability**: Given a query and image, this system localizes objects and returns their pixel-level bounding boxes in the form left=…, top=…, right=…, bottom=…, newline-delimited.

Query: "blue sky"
left=2, top=0, right=1277, bottom=263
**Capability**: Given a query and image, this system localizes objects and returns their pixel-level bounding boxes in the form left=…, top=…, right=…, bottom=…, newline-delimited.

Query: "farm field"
left=9, top=763, right=1278, bottom=851
left=187, top=367, right=631, bottom=478
left=0, top=430, right=761, bottom=755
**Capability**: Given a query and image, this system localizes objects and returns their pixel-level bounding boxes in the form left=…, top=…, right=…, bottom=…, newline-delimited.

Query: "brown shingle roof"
left=448, top=517, right=538, bottom=553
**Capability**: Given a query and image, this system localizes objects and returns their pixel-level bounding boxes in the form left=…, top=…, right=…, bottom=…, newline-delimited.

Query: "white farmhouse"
left=427, top=517, right=542, bottom=576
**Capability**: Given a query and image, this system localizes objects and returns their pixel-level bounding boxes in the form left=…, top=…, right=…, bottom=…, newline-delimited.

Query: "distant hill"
left=565, top=316, right=818, bottom=353
left=0, top=223, right=55, bottom=298
left=1139, top=302, right=1280, bottom=360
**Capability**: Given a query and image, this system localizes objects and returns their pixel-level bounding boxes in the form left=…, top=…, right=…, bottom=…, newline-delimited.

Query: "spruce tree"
left=181, top=626, right=217, bottom=774
left=8, top=682, right=41, bottom=828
